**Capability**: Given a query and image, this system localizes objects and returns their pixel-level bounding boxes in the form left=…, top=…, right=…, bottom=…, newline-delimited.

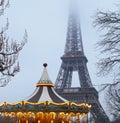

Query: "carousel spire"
left=36, top=63, right=53, bottom=87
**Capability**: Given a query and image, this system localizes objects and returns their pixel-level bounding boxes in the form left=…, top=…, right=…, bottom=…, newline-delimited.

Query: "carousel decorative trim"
left=0, top=101, right=91, bottom=113
left=36, top=83, right=54, bottom=87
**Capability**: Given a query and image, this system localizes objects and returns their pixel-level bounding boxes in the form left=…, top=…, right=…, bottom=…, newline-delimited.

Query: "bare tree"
left=93, top=7, right=120, bottom=121
left=0, top=0, right=9, bottom=15
left=93, top=9, right=120, bottom=85
left=0, top=0, right=27, bottom=87
left=106, top=83, right=120, bottom=122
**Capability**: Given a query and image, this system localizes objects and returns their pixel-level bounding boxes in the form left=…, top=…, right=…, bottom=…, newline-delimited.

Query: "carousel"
left=0, top=63, right=91, bottom=123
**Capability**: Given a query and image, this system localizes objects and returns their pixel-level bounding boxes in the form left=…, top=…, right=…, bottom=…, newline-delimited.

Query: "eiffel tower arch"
left=54, top=2, right=110, bottom=123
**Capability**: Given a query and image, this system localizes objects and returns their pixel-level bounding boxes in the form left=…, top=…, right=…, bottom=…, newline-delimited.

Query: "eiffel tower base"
left=55, top=87, right=110, bottom=123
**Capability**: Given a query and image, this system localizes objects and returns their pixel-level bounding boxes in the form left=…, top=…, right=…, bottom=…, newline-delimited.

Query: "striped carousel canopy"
left=24, top=63, right=67, bottom=103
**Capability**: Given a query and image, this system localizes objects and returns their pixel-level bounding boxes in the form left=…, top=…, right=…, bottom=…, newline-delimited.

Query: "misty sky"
left=0, top=0, right=119, bottom=116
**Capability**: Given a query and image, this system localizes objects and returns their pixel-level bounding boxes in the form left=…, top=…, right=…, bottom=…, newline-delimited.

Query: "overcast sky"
left=0, top=0, right=119, bottom=116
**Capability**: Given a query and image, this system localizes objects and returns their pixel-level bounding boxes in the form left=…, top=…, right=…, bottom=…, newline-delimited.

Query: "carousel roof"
left=24, top=63, right=67, bottom=103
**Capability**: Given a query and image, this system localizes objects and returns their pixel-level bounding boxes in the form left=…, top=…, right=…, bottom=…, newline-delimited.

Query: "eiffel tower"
left=55, top=2, right=110, bottom=123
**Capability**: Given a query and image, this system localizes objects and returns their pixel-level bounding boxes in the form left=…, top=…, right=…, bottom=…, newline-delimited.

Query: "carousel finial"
left=43, top=63, right=47, bottom=67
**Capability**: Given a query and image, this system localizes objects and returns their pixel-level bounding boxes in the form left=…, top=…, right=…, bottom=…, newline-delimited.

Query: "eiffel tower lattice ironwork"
left=55, top=5, right=110, bottom=123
